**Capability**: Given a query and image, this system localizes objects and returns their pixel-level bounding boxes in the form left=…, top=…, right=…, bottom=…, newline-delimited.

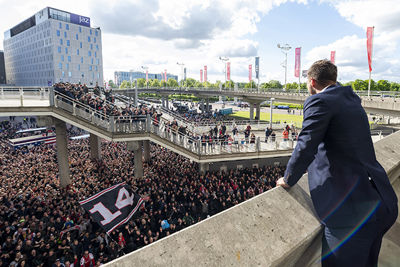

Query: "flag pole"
left=367, top=26, right=374, bottom=99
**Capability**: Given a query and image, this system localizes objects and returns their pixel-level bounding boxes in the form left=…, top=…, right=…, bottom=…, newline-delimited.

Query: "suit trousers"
left=321, top=200, right=398, bottom=267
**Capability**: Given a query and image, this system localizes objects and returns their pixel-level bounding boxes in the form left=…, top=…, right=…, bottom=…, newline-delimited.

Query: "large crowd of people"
left=0, top=118, right=285, bottom=266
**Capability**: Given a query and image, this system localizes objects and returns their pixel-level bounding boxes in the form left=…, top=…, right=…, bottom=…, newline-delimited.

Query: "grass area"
left=230, top=111, right=304, bottom=127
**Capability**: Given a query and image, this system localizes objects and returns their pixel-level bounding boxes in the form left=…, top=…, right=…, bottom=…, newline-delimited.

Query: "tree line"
left=108, top=78, right=400, bottom=92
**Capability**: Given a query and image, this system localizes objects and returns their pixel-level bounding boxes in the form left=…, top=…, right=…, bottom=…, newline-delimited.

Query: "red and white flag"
left=227, top=62, right=231, bottom=81
left=204, top=66, right=207, bottom=82
left=200, top=69, right=203, bottom=82
left=146, top=70, right=148, bottom=82
left=330, top=51, right=336, bottom=65
left=164, top=70, right=167, bottom=82
left=366, top=27, right=374, bottom=72
left=294, top=47, right=301, bottom=78
left=249, top=64, right=252, bottom=82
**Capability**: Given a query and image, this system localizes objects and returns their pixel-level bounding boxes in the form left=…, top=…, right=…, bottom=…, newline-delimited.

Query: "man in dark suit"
left=276, top=60, right=398, bottom=266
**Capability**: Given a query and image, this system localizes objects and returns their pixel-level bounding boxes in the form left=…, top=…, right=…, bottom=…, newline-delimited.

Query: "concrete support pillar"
left=201, top=99, right=205, bottom=113
left=249, top=104, right=255, bottom=121
left=255, top=104, right=261, bottom=121
left=161, top=96, right=165, bottom=108
left=127, top=141, right=143, bottom=179
left=206, top=98, right=210, bottom=113
left=89, top=133, right=101, bottom=160
left=199, top=162, right=209, bottom=174
left=55, top=119, right=71, bottom=187
left=166, top=97, right=169, bottom=109
left=143, top=140, right=150, bottom=163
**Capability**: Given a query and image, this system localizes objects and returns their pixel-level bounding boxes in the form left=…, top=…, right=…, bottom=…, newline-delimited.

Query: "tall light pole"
left=141, top=66, right=148, bottom=88
left=219, top=56, right=229, bottom=102
left=277, top=44, right=292, bottom=91
left=270, top=97, right=275, bottom=129
left=176, top=62, right=184, bottom=88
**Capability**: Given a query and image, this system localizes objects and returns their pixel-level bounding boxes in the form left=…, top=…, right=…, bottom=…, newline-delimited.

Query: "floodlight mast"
left=277, top=44, right=292, bottom=91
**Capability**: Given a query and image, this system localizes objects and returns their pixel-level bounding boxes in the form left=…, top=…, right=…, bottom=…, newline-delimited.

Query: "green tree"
left=265, top=80, right=283, bottom=89
left=376, top=80, right=390, bottom=91
left=214, top=80, right=222, bottom=89
left=390, top=82, right=400, bottom=91
left=244, top=80, right=257, bottom=89
left=150, top=79, right=160, bottom=87
left=184, top=78, right=196, bottom=87
left=352, top=79, right=368, bottom=91
left=119, top=80, right=131, bottom=89
left=203, top=81, right=212, bottom=88
left=194, top=81, right=204, bottom=87
left=137, top=78, right=146, bottom=88
left=224, top=80, right=234, bottom=89
left=108, top=80, right=117, bottom=88
left=160, top=80, right=167, bottom=87
left=167, top=78, right=178, bottom=87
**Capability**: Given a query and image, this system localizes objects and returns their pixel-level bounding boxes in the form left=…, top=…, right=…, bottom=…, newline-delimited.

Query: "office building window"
left=62, top=71, right=65, bottom=77
left=77, top=49, right=79, bottom=55
left=59, top=22, right=62, bottom=29
left=79, top=26, right=82, bottom=33
left=81, top=57, right=83, bottom=63
left=60, top=39, right=63, bottom=45
left=64, top=32, right=67, bottom=38
left=95, top=66, right=98, bottom=71
left=68, top=56, right=71, bottom=62
left=94, top=52, right=97, bottom=58
left=89, top=65, right=92, bottom=71
left=76, top=34, right=78, bottom=40
left=61, top=55, right=64, bottom=61
left=90, top=44, right=93, bottom=50
left=96, top=45, right=99, bottom=50
left=58, top=46, right=61, bottom=53
left=91, top=58, right=93, bottom=64
left=59, top=63, right=62, bottom=69
left=95, top=31, right=98, bottom=36
left=78, top=64, right=80, bottom=71
left=94, top=37, right=96, bottom=43
left=66, top=24, right=69, bottom=30
left=65, top=48, right=68, bottom=54
left=67, top=40, right=70, bottom=46
left=57, top=30, right=60, bottom=37
left=66, top=63, right=69, bottom=70
left=96, top=59, right=99, bottom=65
left=80, top=42, right=82, bottom=48
left=68, top=71, right=71, bottom=77
left=88, top=51, right=91, bottom=57
left=88, top=36, right=90, bottom=42
left=90, top=29, right=92, bottom=35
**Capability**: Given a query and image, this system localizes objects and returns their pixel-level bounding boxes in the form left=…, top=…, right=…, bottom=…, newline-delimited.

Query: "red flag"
left=249, top=64, right=252, bottom=82
left=146, top=70, right=148, bottom=82
left=330, top=51, right=336, bottom=65
left=200, top=69, right=203, bottom=82
left=227, top=62, right=231, bottom=81
left=366, top=27, right=374, bottom=72
left=294, top=47, right=301, bottom=78
left=204, top=66, right=207, bottom=82
left=164, top=70, right=167, bottom=82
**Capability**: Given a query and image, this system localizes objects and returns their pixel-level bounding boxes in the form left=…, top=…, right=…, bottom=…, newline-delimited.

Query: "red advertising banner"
left=204, top=66, right=207, bottom=82
left=200, top=69, right=203, bottom=82
left=164, top=70, right=167, bottom=82
left=294, top=47, right=301, bottom=78
left=330, top=51, right=336, bottom=65
left=249, top=64, right=252, bottom=81
left=146, top=70, right=148, bottom=82
left=367, top=27, right=374, bottom=72
left=227, top=62, right=231, bottom=81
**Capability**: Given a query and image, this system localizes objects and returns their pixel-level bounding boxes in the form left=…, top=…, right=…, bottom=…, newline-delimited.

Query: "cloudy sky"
left=1, top=0, right=400, bottom=84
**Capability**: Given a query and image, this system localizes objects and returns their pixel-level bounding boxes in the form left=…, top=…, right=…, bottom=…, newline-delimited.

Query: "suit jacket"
left=284, top=84, right=398, bottom=228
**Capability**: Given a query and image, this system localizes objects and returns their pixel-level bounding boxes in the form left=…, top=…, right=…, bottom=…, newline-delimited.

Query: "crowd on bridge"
left=0, top=119, right=285, bottom=266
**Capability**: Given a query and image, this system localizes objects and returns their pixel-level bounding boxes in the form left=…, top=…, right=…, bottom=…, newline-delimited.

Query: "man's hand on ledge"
left=276, top=177, right=291, bottom=189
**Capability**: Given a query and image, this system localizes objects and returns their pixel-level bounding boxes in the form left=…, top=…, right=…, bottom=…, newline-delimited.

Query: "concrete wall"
left=105, top=131, right=400, bottom=267
left=208, top=156, right=290, bottom=172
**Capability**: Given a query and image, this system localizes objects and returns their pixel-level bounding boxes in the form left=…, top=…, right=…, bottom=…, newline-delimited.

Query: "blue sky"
left=0, top=0, right=399, bottom=83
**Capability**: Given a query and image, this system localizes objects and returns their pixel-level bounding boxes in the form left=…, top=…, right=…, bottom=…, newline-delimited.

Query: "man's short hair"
left=307, top=60, right=337, bottom=87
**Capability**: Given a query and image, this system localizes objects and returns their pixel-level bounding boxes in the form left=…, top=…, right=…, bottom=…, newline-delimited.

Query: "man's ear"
left=310, top=78, right=317, bottom=88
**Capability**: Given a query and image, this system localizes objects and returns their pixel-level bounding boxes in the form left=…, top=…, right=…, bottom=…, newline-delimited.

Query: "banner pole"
left=368, top=71, right=372, bottom=98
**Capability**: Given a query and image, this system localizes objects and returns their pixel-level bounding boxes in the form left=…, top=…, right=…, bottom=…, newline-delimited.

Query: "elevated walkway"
left=0, top=88, right=293, bottom=163
left=104, top=131, right=400, bottom=267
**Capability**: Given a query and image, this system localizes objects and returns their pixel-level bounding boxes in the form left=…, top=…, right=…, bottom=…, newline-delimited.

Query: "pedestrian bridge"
left=119, top=87, right=400, bottom=116
left=104, top=130, right=400, bottom=267
left=0, top=87, right=293, bottom=163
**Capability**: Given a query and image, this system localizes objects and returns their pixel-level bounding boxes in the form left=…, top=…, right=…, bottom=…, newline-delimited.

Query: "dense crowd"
left=0, top=118, right=285, bottom=266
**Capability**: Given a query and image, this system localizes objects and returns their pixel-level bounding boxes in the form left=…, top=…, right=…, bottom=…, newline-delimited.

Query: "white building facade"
left=3, top=7, right=103, bottom=86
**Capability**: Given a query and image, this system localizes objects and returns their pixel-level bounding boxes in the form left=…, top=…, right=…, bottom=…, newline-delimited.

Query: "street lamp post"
left=270, top=97, right=275, bottom=129
left=141, top=66, right=148, bottom=88
left=277, top=44, right=292, bottom=91
left=176, top=62, right=185, bottom=88
left=219, top=56, right=229, bottom=102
